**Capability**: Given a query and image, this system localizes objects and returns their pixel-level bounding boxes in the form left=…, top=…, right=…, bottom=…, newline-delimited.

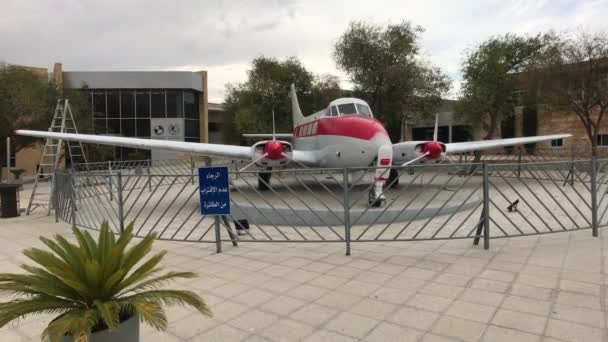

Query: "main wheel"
left=257, top=171, right=271, bottom=190
left=368, top=189, right=384, bottom=208
left=386, top=168, right=399, bottom=188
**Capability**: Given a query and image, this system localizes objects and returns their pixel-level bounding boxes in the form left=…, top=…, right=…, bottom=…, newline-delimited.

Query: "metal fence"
left=54, top=157, right=606, bottom=255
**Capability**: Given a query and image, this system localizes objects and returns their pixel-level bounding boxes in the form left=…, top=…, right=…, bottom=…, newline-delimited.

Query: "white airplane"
left=14, top=84, right=570, bottom=206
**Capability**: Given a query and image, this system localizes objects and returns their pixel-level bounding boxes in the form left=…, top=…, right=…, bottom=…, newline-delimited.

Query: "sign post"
left=199, top=166, right=231, bottom=253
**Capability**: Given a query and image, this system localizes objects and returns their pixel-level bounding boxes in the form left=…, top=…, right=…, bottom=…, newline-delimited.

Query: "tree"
left=333, top=21, right=450, bottom=142
left=537, top=31, right=608, bottom=157
left=223, top=56, right=339, bottom=144
left=456, top=33, right=557, bottom=144
left=0, top=63, right=91, bottom=167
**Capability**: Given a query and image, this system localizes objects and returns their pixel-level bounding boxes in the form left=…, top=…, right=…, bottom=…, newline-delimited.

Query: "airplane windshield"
left=338, top=103, right=357, bottom=115
left=356, top=104, right=372, bottom=117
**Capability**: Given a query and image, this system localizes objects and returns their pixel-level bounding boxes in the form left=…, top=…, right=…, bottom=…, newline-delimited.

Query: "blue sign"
left=198, top=166, right=230, bottom=216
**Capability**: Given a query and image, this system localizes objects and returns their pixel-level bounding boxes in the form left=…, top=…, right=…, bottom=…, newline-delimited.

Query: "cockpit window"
left=356, top=104, right=372, bottom=116
left=338, top=103, right=357, bottom=115
left=330, top=106, right=338, bottom=116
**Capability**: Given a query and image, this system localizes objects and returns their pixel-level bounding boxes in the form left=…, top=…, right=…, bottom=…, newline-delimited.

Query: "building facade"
left=8, top=63, right=229, bottom=177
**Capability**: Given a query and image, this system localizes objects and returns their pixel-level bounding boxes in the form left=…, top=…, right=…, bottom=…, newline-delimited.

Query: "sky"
left=2, top=0, right=607, bottom=103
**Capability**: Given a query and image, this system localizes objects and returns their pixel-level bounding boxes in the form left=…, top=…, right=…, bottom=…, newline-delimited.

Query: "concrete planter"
left=63, top=315, right=139, bottom=342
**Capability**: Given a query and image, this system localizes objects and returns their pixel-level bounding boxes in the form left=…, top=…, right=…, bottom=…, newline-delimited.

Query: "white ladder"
left=27, top=99, right=88, bottom=215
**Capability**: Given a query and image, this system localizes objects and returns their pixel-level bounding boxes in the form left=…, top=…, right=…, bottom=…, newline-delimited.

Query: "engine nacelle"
left=251, top=140, right=293, bottom=168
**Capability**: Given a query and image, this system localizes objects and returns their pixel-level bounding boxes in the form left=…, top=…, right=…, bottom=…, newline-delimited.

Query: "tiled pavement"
left=0, top=214, right=607, bottom=341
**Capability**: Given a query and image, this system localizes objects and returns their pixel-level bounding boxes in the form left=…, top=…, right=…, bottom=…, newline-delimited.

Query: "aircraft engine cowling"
left=251, top=140, right=293, bottom=168
left=416, top=141, right=445, bottom=160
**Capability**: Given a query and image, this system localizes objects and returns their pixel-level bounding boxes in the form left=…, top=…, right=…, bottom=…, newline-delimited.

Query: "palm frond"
left=114, top=251, right=166, bottom=293
left=0, top=296, right=78, bottom=327
left=93, top=300, right=120, bottom=330
left=121, top=300, right=167, bottom=331
left=119, top=271, right=197, bottom=296
left=43, top=309, right=98, bottom=342
left=121, top=290, right=211, bottom=317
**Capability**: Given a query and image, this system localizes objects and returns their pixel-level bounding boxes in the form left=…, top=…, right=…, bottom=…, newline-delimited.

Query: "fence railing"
left=55, top=157, right=605, bottom=255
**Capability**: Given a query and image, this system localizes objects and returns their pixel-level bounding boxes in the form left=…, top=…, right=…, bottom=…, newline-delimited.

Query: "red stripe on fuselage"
left=294, top=116, right=388, bottom=141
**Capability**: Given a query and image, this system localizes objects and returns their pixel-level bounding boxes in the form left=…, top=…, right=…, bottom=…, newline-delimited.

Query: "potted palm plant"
left=0, top=222, right=211, bottom=342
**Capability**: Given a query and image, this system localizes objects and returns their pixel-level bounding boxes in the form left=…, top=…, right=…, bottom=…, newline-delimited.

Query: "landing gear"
left=386, top=168, right=399, bottom=188
left=368, top=187, right=385, bottom=208
left=257, top=169, right=271, bottom=190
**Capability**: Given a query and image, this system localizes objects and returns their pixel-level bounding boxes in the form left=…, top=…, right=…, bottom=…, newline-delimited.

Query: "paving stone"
left=260, top=319, right=314, bottom=342
left=446, top=300, right=497, bottom=323
left=302, top=330, right=358, bottom=342
left=363, top=321, right=424, bottom=342
left=325, top=312, right=380, bottom=338
left=388, top=305, right=439, bottom=331
left=481, top=325, right=541, bottom=342
left=432, top=316, right=487, bottom=342
left=407, top=293, right=452, bottom=312
left=501, top=295, right=552, bottom=316
left=545, top=318, right=604, bottom=342
left=491, top=309, right=547, bottom=335
left=291, top=303, right=339, bottom=327
left=260, top=295, right=306, bottom=315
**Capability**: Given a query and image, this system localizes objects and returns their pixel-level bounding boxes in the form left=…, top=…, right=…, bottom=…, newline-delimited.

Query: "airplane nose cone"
left=264, top=140, right=285, bottom=160
left=423, top=142, right=443, bottom=159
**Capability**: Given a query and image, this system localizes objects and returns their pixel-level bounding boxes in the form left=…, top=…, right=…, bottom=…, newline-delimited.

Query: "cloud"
left=1, top=0, right=607, bottom=103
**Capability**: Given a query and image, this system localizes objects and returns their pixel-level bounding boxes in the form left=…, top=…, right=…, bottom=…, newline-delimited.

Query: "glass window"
left=150, top=91, right=165, bottom=118
left=120, top=91, right=135, bottom=118
left=184, top=91, right=198, bottom=119
left=551, top=139, right=563, bottom=147
left=305, top=124, right=312, bottom=136
left=311, top=121, right=318, bottom=135
left=94, top=119, right=106, bottom=133
left=135, top=92, right=150, bottom=118
left=597, top=134, right=608, bottom=146
left=166, top=91, right=183, bottom=118
left=107, top=119, right=120, bottom=135
left=330, top=106, right=338, bottom=116
left=106, top=91, right=120, bottom=118
left=356, top=104, right=372, bottom=116
left=185, top=119, right=200, bottom=139
left=136, top=119, right=150, bottom=137
left=122, top=119, right=135, bottom=136
left=92, top=92, right=106, bottom=118
left=338, top=103, right=357, bottom=115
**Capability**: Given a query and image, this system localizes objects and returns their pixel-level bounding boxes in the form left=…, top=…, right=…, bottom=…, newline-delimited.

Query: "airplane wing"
left=243, top=133, right=293, bottom=139
left=444, top=134, right=571, bottom=154
left=13, top=129, right=252, bottom=159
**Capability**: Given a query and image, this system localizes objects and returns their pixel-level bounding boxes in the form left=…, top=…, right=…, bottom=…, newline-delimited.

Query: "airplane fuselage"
left=292, top=115, right=392, bottom=168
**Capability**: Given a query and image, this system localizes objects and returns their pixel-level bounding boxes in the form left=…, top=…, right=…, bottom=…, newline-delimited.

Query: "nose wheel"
left=368, top=187, right=386, bottom=207
left=257, top=168, right=272, bottom=190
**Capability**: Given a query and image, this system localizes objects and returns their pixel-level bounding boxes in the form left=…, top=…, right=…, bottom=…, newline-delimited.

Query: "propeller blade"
left=401, top=152, right=429, bottom=167
left=441, top=153, right=457, bottom=164
left=433, top=114, right=439, bottom=142
left=239, top=153, right=268, bottom=171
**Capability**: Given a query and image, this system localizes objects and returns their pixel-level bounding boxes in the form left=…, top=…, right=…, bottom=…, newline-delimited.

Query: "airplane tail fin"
left=289, top=83, right=305, bottom=127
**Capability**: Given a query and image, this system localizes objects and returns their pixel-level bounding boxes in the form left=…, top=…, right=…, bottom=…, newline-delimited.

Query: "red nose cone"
left=264, top=140, right=285, bottom=160
left=423, top=142, right=443, bottom=159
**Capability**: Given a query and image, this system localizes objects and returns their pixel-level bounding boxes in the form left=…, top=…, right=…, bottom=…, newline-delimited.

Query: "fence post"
left=343, top=168, right=351, bottom=256
left=214, top=216, right=222, bottom=253
left=54, top=171, right=59, bottom=223
left=70, top=172, right=77, bottom=229
left=482, top=161, right=490, bottom=249
left=190, top=155, right=195, bottom=185
left=147, top=162, right=152, bottom=192
left=116, top=171, right=125, bottom=234
left=591, top=157, right=598, bottom=237
left=517, top=147, right=522, bottom=179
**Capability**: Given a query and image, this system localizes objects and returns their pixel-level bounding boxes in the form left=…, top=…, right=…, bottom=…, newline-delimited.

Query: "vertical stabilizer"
left=289, top=83, right=305, bottom=127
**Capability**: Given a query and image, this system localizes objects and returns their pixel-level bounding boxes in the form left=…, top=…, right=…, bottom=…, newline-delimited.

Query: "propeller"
left=401, top=152, right=429, bottom=166
left=433, top=113, right=439, bottom=142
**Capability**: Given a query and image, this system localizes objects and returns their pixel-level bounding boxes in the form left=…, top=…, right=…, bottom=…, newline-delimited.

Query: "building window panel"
left=122, top=119, right=135, bottom=137
left=94, top=119, right=107, bottom=133
left=106, top=91, right=120, bottom=118
left=92, top=92, right=106, bottom=118
left=136, top=92, right=150, bottom=118
left=185, top=119, right=200, bottom=139
left=151, top=91, right=165, bottom=118
left=166, top=91, right=183, bottom=118
left=107, top=119, right=120, bottom=135
left=121, top=91, right=135, bottom=118
left=136, top=119, right=150, bottom=137
left=184, top=91, right=198, bottom=119
left=598, top=134, right=608, bottom=146
left=551, top=139, right=563, bottom=147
